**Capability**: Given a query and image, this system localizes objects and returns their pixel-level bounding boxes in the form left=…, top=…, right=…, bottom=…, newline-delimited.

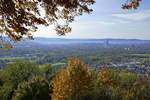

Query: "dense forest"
left=0, top=58, right=150, bottom=100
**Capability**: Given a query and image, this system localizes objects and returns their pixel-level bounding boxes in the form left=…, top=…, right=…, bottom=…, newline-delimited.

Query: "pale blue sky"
left=34, top=0, right=150, bottom=40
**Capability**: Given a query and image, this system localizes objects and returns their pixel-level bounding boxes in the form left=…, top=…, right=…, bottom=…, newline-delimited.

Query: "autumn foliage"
left=122, top=0, right=142, bottom=9
left=0, top=0, right=95, bottom=47
left=0, top=59, right=150, bottom=100
left=97, top=68, right=118, bottom=88
left=51, top=58, right=94, bottom=100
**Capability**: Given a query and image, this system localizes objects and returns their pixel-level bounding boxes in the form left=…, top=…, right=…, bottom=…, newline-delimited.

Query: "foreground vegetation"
left=0, top=59, right=150, bottom=100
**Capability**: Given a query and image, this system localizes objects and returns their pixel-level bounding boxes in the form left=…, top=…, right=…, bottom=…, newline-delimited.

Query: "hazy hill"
left=16, top=38, right=150, bottom=46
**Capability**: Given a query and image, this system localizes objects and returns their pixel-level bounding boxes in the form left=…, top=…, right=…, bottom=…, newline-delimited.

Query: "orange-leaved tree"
left=51, top=58, right=94, bottom=100
left=97, top=68, right=118, bottom=88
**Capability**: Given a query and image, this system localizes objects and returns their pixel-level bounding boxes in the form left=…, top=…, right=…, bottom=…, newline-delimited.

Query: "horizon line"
left=33, top=37, right=150, bottom=41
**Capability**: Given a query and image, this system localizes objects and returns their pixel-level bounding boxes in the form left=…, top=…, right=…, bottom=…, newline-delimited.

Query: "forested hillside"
left=0, top=59, right=150, bottom=100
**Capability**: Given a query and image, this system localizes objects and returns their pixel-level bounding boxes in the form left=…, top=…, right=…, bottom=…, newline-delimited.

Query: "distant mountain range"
left=31, top=38, right=150, bottom=44
left=15, top=37, right=150, bottom=46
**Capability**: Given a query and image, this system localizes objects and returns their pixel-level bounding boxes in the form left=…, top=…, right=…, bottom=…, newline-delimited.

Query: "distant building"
left=104, top=39, right=109, bottom=48
left=131, top=44, right=136, bottom=49
left=124, top=48, right=130, bottom=50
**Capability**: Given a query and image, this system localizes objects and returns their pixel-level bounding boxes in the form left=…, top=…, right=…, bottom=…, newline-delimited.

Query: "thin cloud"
left=112, top=10, right=150, bottom=21
left=112, top=20, right=130, bottom=24
left=98, top=20, right=129, bottom=25
left=98, top=21, right=116, bottom=25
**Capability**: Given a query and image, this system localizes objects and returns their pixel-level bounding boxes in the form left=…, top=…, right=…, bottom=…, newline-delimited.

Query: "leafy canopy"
left=12, top=75, right=51, bottom=100
left=122, top=0, right=142, bottom=9
left=0, top=61, right=39, bottom=100
left=52, top=58, right=94, bottom=100
left=0, top=0, right=95, bottom=47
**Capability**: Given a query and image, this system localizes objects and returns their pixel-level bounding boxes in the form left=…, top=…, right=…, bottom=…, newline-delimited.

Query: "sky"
left=34, top=0, right=150, bottom=40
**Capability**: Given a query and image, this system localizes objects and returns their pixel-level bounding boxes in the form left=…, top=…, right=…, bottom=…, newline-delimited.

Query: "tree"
left=12, top=75, right=51, bottom=100
left=0, top=0, right=95, bottom=48
left=136, top=82, right=150, bottom=100
left=0, top=72, right=5, bottom=86
left=97, top=68, right=118, bottom=88
left=118, top=70, right=137, bottom=89
left=0, top=61, right=39, bottom=100
left=40, top=63, right=56, bottom=81
left=118, top=71, right=138, bottom=100
left=3, top=61, right=39, bottom=87
left=51, top=58, right=94, bottom=100
left=131, top=77, right=150, bottom=100
left=94, top=68, right=120, bottom=100
left=122, top=0, right=142, bottom=9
